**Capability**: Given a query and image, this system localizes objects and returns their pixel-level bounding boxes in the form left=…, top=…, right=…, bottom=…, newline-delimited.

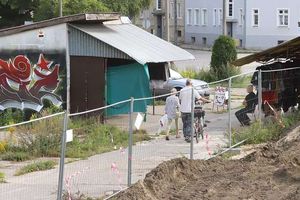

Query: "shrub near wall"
left=210, top=35, right=239, bottom=80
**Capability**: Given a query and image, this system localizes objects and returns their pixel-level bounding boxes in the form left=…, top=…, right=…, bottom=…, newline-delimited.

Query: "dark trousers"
left=235, top=108, right=253, bottom=126
left=181, top=113, right=192, bottom=138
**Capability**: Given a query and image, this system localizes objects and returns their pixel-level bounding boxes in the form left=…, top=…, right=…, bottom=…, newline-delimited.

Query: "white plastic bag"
left=157, top=114, right=168, bottom=135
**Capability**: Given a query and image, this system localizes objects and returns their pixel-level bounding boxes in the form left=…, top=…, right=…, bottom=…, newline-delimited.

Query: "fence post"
left=257, top=70, right=262, bottom=123
left=127, top=97, right=134, bottom=187
left=57, top=111, right=68, bottom=200
left=228, top=78, right=232, bottom=148
left=152, top=88, right=155, bottom=115
left=190, top=88, right=194, bottom=160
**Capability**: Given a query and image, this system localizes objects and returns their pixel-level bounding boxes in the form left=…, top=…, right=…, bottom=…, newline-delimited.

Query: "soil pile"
left=113, top=129, right=300, bottom=200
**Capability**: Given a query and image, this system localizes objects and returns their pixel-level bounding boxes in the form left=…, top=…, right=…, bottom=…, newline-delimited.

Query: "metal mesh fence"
left=2, top=67, right=300, bottom=199
left=0, top=112, right=65, bottom=200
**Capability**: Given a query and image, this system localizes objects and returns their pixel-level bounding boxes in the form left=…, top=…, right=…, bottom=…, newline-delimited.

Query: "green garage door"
left=107, top=63, right=150, bottom=116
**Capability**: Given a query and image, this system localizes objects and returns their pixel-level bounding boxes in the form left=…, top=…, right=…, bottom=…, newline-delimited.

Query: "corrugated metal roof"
left=233, top=36, right=300, bottom=66
left=69, top=26, right=132, bottom=59
left=0, top=13, right=120, bottom=37
left=71, top=23, right=195, bottom=65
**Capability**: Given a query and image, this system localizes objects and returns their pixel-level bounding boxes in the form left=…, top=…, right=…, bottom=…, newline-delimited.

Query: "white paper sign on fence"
left=66, top=129, right=73, bottom=143
left=135, top=113, right=144, bottom=130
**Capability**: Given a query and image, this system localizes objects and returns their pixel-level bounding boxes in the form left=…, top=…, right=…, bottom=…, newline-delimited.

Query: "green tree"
left=102, top=0, right=151, bottom=18
left=0, top=0, right=39, bottom=28
left=210, top=35, right=238, bottom=80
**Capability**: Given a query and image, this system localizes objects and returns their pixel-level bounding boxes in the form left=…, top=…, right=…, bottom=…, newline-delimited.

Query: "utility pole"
left=166, top=0, right=170, bottom=42
left=59, top=0, right=63, bottom=17
left=223, top=0, right=227, bottom=35
left=174, top=0, right=178, bottom=45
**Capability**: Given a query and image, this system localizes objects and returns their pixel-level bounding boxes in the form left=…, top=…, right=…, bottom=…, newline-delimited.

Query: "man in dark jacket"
left=235, top=85, right=257, bottom=126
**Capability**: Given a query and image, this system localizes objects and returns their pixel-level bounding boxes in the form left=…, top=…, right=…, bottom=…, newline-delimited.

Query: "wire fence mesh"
left=0, top=111, right=65, bottom=200
left=2, top=67, right=300, bottom=199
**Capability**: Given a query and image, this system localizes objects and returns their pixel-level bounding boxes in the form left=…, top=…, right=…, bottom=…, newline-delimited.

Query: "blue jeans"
left=181, top=113, right=192, bottom=138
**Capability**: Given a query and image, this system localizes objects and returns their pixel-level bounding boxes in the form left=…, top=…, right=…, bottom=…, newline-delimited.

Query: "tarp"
left=107, top=63, right=151, bottom=116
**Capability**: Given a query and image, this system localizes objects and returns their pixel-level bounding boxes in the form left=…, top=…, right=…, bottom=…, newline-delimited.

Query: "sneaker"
left=166, top=136, right=170, bottom=141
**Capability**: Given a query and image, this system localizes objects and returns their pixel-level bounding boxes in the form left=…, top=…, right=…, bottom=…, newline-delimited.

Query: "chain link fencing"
left=2, top=67, right=300, bottom=200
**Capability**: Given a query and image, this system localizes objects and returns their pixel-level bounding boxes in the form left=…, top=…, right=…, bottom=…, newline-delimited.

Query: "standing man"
left=235, top=85, right=257, bottom=126
left=179, top=79, right=210, bottom=142
left=165, top=88, right=180, bottom=140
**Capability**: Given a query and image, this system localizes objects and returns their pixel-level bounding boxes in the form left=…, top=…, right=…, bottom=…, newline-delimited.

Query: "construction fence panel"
left=0, top=112, right=65, bottom=200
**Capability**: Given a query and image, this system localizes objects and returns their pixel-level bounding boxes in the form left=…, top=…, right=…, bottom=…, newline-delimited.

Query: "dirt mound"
left=113, top=131, right=300, bottom=200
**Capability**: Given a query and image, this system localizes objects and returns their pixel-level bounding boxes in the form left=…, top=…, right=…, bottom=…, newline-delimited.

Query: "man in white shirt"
left=179, top=79, right=210, bottom=142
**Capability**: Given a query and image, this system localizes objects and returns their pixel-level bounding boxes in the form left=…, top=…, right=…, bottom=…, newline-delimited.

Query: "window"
left=213, top=8, right=217, bottom=26
left=239, top=8, right=243, bottom=26
left=278, top=9, right=289, bottom=26
left=252, top=9, right=259, bottom=26
left=202, top=37, right=207, bottom=45
left=191, top=36, right=196, bottom=43
left=156, top=0, right=162, bottom=10
left=219, top=8, right=223, bottom=26
left=187, top=9, right=192, bottom=25
left=177, top=3, right=182, bottom=18
left=170, top=2, right=174, bottom=18
left=227, top=0, right=234, bottom=18
left=177, top=30, right=182, bottom=37
left=195, top=9, right=200, bottom=25
left=201, top=8, right=208, bottom=26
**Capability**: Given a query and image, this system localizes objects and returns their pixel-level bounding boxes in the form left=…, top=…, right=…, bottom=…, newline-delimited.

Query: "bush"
left=211, top=35, right=238, bottom=80
left=232, top=111, right=300, bottom=145
left=15, top=160, right=57, bottom=176
left=0, top=172, right=6, bottom=183
left=1, top=151, right=31, bottom=162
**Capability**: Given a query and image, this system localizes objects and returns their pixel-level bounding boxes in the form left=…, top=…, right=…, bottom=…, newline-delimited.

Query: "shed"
left=0, top=13, right=194, bottom=115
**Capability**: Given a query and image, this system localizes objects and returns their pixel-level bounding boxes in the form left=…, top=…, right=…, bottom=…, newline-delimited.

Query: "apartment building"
left=185, top=0, right=300, bottom=49
left=134, top=0, right=185, bottom=44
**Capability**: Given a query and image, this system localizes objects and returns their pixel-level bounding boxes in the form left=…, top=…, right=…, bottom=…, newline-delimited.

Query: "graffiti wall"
left=0, top=24, right=67, bottom=112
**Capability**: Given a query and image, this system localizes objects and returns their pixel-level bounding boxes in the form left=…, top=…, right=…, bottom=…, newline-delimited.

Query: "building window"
left=239, top=8, right=243, bottom=26
left=227, top=0, right=234, bottom=18
left=213, top=8, right=217, bottom=26
left=177, top=3, right=182, bottom=18
left=177, top=30, right=182, bottom=37
left=202, top=37, right=207, bottom=45
left=187, top=9, right=192, bottom=25
left=156, top=0, right=162, bottom=10
left=195, top=9, right=200, bottom=25
left=191, top=36, right=196, bottom=43
left=252, top=9, right=259, bottom=26
left=278, top=9, right=289, bottom=26
left=170, top=2, right=174, bottom=19
left=201, top=8, right=208, bottom=26
left=219, top=8, right=223, bottom=26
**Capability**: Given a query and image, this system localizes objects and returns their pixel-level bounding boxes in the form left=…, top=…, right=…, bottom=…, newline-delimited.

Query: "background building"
left=185, top=0, right=300, bottom=49
left=134, top=0, right=185, bottom=44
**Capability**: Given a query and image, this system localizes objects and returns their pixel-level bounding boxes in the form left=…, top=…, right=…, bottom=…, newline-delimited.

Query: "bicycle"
left=194, top=102, right=205, bottom=143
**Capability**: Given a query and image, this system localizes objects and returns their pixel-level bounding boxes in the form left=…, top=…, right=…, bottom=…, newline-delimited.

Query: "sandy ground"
left=113, top=125, right=300, bottom=200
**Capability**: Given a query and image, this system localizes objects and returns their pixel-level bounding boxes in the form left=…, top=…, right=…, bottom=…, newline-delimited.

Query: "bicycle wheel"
left=194, top=118, right=199, bottom=143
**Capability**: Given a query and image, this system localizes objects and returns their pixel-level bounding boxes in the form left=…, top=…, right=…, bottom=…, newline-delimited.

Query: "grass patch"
left=66, top=118, right=151, bottom=158
left=1, top=151, right=31, bottom=162
left=15, top=160, right=56, bottom=176
left=232, top=111, right=300, bottom=145
left=231, top=76, right=252, bottom=88
left=0, top=172, right=6, bottom=183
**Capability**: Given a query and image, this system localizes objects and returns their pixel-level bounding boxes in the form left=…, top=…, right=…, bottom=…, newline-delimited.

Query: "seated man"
left=235, top=85, right=257, bottom=126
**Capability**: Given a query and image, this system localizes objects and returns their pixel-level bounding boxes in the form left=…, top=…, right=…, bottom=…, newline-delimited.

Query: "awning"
left=233, top=36, right=300, bottom=66
left=71, top=23, right=195, bottom=65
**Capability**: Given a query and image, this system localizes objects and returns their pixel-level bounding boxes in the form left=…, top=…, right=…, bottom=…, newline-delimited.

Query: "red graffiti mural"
left=0, top=54, right=62, bottom=111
